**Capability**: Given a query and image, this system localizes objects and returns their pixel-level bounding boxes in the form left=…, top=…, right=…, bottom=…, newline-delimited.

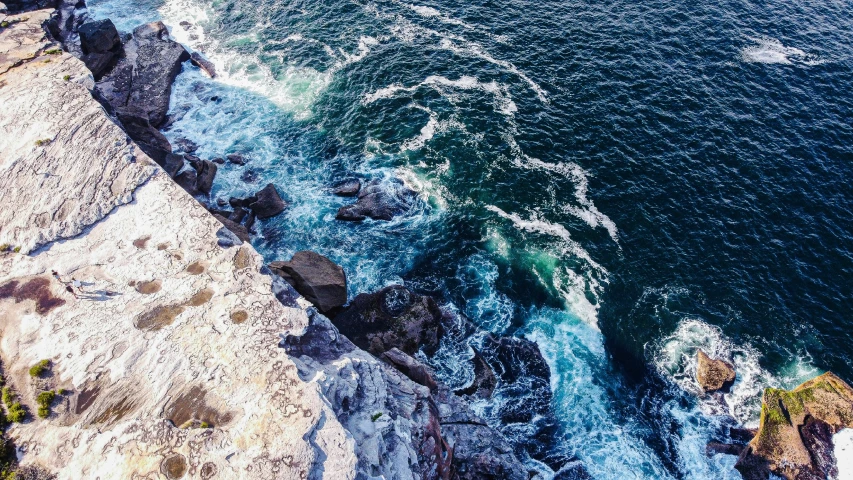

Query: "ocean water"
left=87, top=0, right=853, bottom=478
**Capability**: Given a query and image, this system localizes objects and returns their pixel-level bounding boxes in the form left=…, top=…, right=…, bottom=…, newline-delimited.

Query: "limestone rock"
left=249, top=183, right=287, bottom=219
left=0, top=12, right=154, bottom=254
left=336, top=178, right=416, bottom=221
left=735, top=372, right=853, bottom=480
left=268, top=251, right=347, bottom=313
left=697, top=350, right=736, bottom=392
left=332, top=285, right=445, bottom=356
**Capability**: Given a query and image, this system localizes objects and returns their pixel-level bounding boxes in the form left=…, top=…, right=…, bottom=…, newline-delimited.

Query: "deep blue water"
left=89, top=0, right=853, bottom=477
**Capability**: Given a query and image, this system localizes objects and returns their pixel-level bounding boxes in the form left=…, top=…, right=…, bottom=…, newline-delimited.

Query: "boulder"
left=226, top=153, right=247, bottom=165
left=81, top=51, right=117, bottom=79
left=189, top=158, right=217, bottom=194
left=157, top=153, right=184, bottom=178
left=173, top=137, right=198, bottom=153
left=697, top=350, right=736, bottom=392
left=735, top=372, right=853, bottom=480
left=331, top=285, right=445, bottom=356
left=97, top=21, right=190, bottom=128
left=331, top=178, right=361, bottom=197
left=248, top=183, right=287, bottom=219
left=115, top=110, right=172, bottom=164
left=336, top=178, right=416, bottom=221
left=190, top=51, right=216, bottom=78
left=174, top=169, right=198, bottom=196
left=268, top=251, right=347, bottom=313
left=78, top=19, right=119, bottom=54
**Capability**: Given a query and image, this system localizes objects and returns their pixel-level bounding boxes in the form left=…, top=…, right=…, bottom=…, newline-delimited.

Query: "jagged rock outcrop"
left=332, top=285, right=446, bottom=356
left=735, top=372, right=853, bottom=480
left=336, top=177, right=417, bottom=221
left=76, top=18, right=120, bottom=78
left=268, top=251, right=347, bottom=314
left=696, top=350, right=736, bottom=392
left=249, top=183, right=287, bottom=218
left=332, top=177, right=361, bottom=197
left=0, top=9, right=538, bottom=479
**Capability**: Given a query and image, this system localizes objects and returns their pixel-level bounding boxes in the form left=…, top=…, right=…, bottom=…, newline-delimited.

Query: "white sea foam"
left=364, top=75, right=517, bottom=116
left=741, top=36, right=824, bottom=66
left=653, top=317, right=819, bottom=426
left=836, top=429, right=853, bottom=480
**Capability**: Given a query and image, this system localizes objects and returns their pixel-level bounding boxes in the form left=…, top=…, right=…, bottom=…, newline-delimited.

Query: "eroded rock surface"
left=696, top=349, right=736, bottom=392
left=268, top=251, right=347, bottom=314
left=735, top=372, right=853, bottom=480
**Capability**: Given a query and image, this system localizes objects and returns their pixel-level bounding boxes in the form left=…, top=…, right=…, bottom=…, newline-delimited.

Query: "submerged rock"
left=336, top=178, right=416, bottom=221
left=382, top=348, right=438, bottom=391
left=332, top=285, right=445, bottom=356
left=268, top=251, right=347, bottom=313
left=696, top=350, right=736, bottom=392
left=735, top=372, right=853, bottom=480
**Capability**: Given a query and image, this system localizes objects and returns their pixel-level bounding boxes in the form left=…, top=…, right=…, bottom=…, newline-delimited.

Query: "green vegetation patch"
left=29, top=359, right=50, bottom=378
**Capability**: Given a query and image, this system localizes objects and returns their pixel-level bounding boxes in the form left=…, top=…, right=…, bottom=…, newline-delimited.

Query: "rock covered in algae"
left=735, top=372, right=853, bottom=480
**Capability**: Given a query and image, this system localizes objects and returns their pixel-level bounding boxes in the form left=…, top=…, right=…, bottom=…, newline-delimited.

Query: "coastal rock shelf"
left=0, top=6, right=528, bottom=478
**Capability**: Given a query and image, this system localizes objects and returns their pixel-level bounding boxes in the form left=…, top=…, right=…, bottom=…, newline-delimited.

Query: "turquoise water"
left=88, top=0, right=853, bottom=477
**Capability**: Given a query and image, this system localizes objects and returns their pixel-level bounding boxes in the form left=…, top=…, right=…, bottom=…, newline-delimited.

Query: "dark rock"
left=336, top=178, right=416, bottom=221
left=729, top=427, right=757, bottom=443
left=244, top=212, right=257, bottom=233
left=78, top=19, right=120, bottom=54
left=212, top=214, right=249, bottom=243
left=190, top=51, right=217, bottom=78
left=226, top=153, right=247, bottom=165
left=228, top=196, right=256, bottom=209
left=268, top=251, right=347, bottom=313
left=156, top=153, right=184, bottom=178
left=173, top=137, right=198, bottom=153
left=382, top=348, right=438, bottom=391
left=331, top=285, right=445, bottom=356
left=190, top=158, right=217, bottom=194
left=707, top=441, right=746, bottom=457
left=174, top=169, right=198, bottom=196
left=281, top=309, right=356, bottom=363
left=3, top=0, right=59, bottom=14
left=455, top=349, right=496, bottom=399
left=211, top=157, right=225, bottom=165
left=248, top=184, right=287, bottom=219
left=240, top=169, right=259, bottom=184
left=331, top=177, right=361, bottom=197
left=697, top=350, right=736, bottom=392
left=477, top=333, right=551, bottom=424
left=216, top=198, right=227, bottom=207
left=210, top=95, right=220, bottom=102
left=81, top=51, right=118, bottom=79
left=97, top=21, right=190, bottom=128
left=116, top=110, right=172, bottom=164
left=228, top=207, right=248, bottom=224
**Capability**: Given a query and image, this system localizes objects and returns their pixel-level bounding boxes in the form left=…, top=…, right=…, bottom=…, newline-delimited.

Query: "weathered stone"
left=268, top=251, right=347, bottom=313
left=332, top=285, right=445, bottom=356
left=331, top=177, right=361, bottom=197
left=455, top=349, right=497, bottom=399
left=156, top=153, right=184, bottom=177
left=77, top=19, right=119, bottom=54
left=97, top=21, right=189, bottom=128
left=190, top=51, right=216, bottom=78
left=706, top=441, right=746, bottom=457
left=248, top=183, right=287, bottom=219
left=226, top=153, right=247, bottom=165
left=189, top=158, right=217, bottom=194
left=697, top=350, right=736, bottom=392
left=336, top=178, right=416, bottom=221
left=174, top=169, right=198, bottom=196
left=735, top=372, right=853, bottom=480
left=382, top=348, right=438, bottom=391
left=115, top=110, right=173, bottom=164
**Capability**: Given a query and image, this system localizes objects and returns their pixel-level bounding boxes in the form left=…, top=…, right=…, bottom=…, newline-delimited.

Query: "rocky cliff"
left=0, top=5, right=532, bottom=479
